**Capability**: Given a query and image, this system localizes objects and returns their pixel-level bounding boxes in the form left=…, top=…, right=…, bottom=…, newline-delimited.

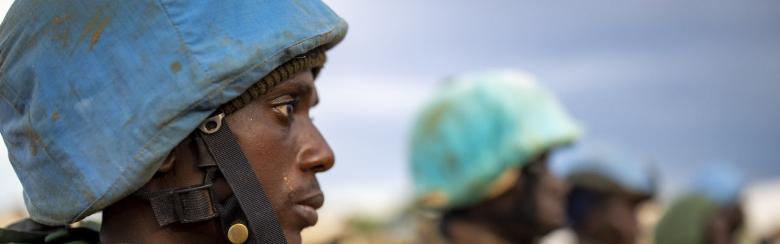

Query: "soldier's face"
left=586, top=194, right=643, bottom=244
left=524, top=153, right=568, bottom=234
left=705, top=204, right=744, bottom=244
left=226, top=70, right=335, bottom=244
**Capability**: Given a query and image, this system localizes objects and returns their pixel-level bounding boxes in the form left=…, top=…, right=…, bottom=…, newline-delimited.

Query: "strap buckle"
left=171, top=183, right=219, bottom=224
left=146, top=182, right=219, bottom=226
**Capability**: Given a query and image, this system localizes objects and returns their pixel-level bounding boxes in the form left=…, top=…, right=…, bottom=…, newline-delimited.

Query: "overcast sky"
left=0, top=0, right=778, bottom=228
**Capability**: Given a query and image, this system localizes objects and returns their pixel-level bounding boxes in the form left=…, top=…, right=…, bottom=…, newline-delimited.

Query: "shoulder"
left=0, top=218, right=100, bottom=244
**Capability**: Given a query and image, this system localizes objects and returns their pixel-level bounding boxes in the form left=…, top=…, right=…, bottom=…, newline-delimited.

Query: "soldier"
left=409, top=71, right=582, bottom=243
left=564, top=150, right=656, bottom=244
left=0, top=1, right=347, bottom=243
left=655, top=164, right=745, bottom=244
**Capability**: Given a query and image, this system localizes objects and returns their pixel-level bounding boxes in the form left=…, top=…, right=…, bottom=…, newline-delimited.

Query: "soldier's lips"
left=294, top=192, right=324, bottom=227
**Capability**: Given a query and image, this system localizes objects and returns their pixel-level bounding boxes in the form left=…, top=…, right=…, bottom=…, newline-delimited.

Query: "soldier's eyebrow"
left=265, top=78, right=310, bottom=99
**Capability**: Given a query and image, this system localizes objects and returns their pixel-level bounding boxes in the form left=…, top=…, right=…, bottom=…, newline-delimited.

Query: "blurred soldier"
left=761, top=228, right=780, bottom=244
left=409, top=71, right=582, bottom=243
left=564, top=150, right=656, bottom=244
left=655, top=164, right=745, bottom=244
left=0, top=1, right=347, bottom=243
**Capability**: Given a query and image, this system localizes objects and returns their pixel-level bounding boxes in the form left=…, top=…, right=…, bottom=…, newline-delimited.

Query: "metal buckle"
left=199, top=113, right=225, bottom=134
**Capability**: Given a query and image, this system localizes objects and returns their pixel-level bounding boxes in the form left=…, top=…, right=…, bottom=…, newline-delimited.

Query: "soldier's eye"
left=271, top=95, right=298, bottom=121
left=273, top=104, right=294, bottom=117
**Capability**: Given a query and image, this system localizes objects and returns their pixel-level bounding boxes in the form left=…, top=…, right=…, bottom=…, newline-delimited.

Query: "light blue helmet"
left=562, top=147, right=656, bottom=197
left=410, top=70, right=582, bottom=209
left=690, top=162, right=744, bottom=205
left=0, top=0, right=346, bottom=225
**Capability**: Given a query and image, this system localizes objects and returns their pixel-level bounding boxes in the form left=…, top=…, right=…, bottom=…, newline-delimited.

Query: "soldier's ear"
left=158, top=152, right=175, bottom=173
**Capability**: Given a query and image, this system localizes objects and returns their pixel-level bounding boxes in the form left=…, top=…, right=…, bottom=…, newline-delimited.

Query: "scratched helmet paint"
left=0, top=0, right=346, bottom=225
left=409, top=70, right=582, bottom=209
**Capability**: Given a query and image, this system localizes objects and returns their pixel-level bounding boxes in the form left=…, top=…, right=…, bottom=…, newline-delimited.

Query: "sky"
left=0, top=0, right=778, bottom=235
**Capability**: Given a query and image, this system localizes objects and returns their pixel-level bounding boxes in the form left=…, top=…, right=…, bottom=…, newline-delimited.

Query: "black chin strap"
left=136, top=113, right=287, bottom=244
left=197, top=113, right=287, bottom=244
left=134, top=168, right=219, bottom=226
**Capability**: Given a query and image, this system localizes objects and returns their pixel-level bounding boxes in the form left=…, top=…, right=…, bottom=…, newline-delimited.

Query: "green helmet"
left=654, top=195, right=719, bottom=244
left=409, top=70, right=581, bottom=209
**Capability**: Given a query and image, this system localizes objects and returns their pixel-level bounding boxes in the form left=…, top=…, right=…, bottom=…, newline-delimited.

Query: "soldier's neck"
left=444, top=208, right=538, bottom=244
left=448, top=219, right=515, bottom=244
left=100, top=197, right=223, bottom=243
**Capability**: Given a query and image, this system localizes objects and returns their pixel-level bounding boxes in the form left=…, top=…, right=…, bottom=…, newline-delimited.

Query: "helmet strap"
left=135, top=112, right=287, bottom=244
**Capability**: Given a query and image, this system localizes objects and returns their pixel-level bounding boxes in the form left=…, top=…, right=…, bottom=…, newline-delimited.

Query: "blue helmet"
left=0, top=0, right=347, bottom=225
left=410, top=70, right=582, bottom=209
left=563, top=146, right=656, bottom=197
left=690, top=162, right=744, bottom=205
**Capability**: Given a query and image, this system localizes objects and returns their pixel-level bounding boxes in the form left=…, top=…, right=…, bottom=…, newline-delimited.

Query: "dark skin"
left=530, top=152, right=569, bottom=234
left=573, top=191, right=646, bottom=244
left=704, top=204, right=744, bottom=244
left=101, top=70, right=335, bottom=244
left=444, top=151, right=569, bottom=243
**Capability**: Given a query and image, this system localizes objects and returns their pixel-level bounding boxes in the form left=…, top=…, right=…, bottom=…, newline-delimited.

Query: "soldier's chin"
left=283, top=229, right=301, bottom=244
left=541, top=218, right=565, bottom=235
